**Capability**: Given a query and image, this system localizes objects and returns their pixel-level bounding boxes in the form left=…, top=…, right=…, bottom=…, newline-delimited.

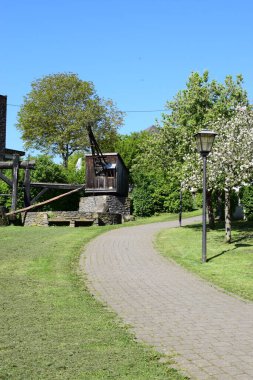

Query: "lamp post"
left=179, top=182, right=183, bottom=227
left=194, top=129, right=217, bottom=263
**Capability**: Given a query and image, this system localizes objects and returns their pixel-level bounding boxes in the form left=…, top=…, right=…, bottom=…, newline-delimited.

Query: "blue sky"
left=2, top=0, right=253, bottom=154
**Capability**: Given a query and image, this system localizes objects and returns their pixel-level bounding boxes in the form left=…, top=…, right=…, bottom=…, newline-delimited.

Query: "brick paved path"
left=80, top=217, right=253, bottom=380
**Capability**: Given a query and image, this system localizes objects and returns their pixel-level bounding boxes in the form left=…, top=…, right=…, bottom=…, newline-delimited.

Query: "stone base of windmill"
left=79, top=195, right=131, bottom=218
left=23, top=195, right=133, bottom=227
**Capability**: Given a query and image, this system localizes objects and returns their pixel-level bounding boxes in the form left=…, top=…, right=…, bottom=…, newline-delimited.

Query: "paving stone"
left=80, top=216, right=253, bottom=380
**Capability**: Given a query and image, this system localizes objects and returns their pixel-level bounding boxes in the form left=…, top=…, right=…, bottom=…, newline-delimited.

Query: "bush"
left=212, top=189, right=239, bottom=220
left=164, top=188, right=194, bottom=213
left=240, top=186, right=253, bottom=220
left=132, top=187, right=154, bottom=217
left=132, top=181, right=194, bottom=217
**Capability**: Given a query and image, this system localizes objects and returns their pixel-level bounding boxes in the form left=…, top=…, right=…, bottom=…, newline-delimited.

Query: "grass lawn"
left=129, top=209, right=201, bottom=226
left=0, top=220, right=192, bottom=380
left=156, top=221, right=253, bottom=302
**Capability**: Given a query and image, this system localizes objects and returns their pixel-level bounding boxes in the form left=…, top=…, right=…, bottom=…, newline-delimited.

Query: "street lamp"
left=194, top=129, right=217, bottom=263
left=179, top=183, right=183, bottom=227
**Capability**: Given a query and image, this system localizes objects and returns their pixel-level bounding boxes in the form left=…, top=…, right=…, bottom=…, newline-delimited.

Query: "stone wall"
left=23, top=211, right=121, bottom=227
left=23, top=212, right=49, bottom=227
left=79, top=195, right=131, bottom=216
left=97, top=212, right=121, bottom=225
left=23, top=195, right=131, bottom=227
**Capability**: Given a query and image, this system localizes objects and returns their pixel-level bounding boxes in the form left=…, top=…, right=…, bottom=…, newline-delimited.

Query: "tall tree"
left=130, top=71, right=249, bottom=219
left=164, top=71, right=248, bottom=155
left=115, top=130, right=152, bottom=172
left=163, top=71, right=248, bottom=228
left=130, top=125, right=194, bottom=215
left=183, top=108, right=253, bottom=242
left=17, top=73, right=124, bottom=167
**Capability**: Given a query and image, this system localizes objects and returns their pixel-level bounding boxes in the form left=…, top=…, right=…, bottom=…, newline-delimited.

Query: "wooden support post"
left=6, top=185, right=85, bottom=216
left=24, top=166, right=31, bottom=207
left=11, top=154, right=20, bottom=212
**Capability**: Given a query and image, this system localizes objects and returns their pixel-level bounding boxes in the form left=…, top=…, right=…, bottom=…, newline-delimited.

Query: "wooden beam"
left=6, top=185, right=85, bottom=216
left=24, top=167, right=31, bottom=207
left=30, top=188, right=49, bottom=204
left=11, top=155, right=19, bottom=212
left=0, top=171, right=12, bottom=187
left=30, top=182, right=84, bottom=190
left=0, top=160, right=35, bottom=169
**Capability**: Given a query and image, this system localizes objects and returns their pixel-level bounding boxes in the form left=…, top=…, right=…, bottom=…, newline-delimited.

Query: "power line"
left=123, top=109, right=167, bottom=113
left=7, top=103, right=168, bottom=113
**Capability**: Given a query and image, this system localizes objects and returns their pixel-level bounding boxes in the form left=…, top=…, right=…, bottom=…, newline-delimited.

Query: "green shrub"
left=164, top=188, right=194, bottom=213
left=240, top=186, right=253, bottom=220
left=212, top=189, right=239, bottom=220
left=132, top=187, right=155, bottom=217
left=194, top=191, right=203, bottom=209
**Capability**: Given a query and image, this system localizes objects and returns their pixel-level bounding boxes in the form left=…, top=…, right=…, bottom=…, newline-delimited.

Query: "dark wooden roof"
left=0, top=148, right=25, bottom=157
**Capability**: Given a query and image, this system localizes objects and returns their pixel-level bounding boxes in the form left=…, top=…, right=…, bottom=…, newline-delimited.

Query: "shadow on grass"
left=183, top=221, right=253, bottom=262
left=207, top=242, right=253, bottom=262
left=207, top=248, right=234, bottom=262
left=182, top=223, right=202, bottom=231
left=184, top=220, right=253, bottom=233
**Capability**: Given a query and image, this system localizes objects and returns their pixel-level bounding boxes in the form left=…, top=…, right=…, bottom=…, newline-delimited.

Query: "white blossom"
left=183, top=108, right=253, bottom=191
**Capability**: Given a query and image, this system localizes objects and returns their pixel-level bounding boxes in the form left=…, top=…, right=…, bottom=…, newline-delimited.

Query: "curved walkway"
left=80, top=217, right=253, bottom=380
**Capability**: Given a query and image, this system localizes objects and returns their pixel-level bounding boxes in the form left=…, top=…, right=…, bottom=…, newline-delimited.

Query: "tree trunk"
left=217, top=191, right=223, bottom=221
left=224, top=189, right=232, bottom=243
left=62, top=154, right=68, bottom=168
left=206, top=189, right=215, bottom=229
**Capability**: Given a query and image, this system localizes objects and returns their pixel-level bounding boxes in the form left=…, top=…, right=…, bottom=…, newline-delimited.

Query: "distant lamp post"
left=179, top=183, right=183, bottom=227
left=194, top=129, right=217, bottom=263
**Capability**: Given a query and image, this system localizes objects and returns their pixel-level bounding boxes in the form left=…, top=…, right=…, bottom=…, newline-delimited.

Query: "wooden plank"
left=30, top=182, right=84, bottom=190
left=6, top=185, right=85, bottom=216
left=0, top=160, right=35, bottom=169
left=0, top=171, right=12, bottom=187
left=30, top=188, right=49, bottom=204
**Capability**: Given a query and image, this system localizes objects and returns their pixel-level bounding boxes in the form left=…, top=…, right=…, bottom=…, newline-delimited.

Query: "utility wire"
left=123, top=109, right=167, bottom=113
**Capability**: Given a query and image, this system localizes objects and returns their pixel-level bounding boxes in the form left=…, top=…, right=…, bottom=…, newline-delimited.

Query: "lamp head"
left=194, top=129, right=217, bottom=156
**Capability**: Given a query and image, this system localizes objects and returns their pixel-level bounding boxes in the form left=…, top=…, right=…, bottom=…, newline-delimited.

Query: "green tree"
left=164, top=71, right=248, bottom=155
left=183, top=108, right=253, bottom=242
left=63, top=152, right=85, bottom=185
left=115, top=131, right=150, bottom=171
left=130, top=126, right=193, bottom=215
left=130, top=72, right=248, bottom=219
left=29, top=155, right=82, bottom=211
left=17, top=73, right=124, bottom=167
left=164, top=71, right=248, bottom=228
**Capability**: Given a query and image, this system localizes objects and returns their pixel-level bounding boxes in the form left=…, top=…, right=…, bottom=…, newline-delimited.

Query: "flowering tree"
left=183, top=108, right=253, bottom=242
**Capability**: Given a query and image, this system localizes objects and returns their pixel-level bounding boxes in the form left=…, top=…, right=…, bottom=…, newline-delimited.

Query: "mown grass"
left=0, top=222, right=190, bottom=380
left=130, top=209, right=201, bottom=226
left=156, top=221, right=253, bottom=301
